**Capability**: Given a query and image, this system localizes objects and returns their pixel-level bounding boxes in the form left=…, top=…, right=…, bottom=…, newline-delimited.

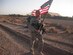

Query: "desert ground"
left=0, top=15, right=73, bottom=55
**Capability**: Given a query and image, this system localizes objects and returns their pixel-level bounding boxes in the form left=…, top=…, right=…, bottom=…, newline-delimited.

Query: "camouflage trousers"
left=30, top=31, right=43, bottom=53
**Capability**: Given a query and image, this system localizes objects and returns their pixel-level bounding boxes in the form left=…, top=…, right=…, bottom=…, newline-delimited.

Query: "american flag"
left=41, top=0, right=53, bottom=9
left=32, top=0, right=53, bottom=16
left=39, top=6, right=49, bottom=15
left=31, top=10, right=36, bottom=16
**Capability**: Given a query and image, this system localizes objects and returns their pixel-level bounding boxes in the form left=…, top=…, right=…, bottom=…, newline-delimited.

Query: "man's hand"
left=35, top=30, right=40, bottom=33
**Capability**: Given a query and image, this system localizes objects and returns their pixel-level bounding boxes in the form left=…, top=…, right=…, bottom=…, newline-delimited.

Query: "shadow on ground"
left=22, top=52, right=33, bottom=55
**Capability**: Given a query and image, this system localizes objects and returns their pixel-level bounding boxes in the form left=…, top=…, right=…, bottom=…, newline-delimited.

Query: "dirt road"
left=0, top=22, right=73, bottom=55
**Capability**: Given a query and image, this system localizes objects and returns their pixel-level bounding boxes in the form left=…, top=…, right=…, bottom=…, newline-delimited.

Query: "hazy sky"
left=0, top=0, right=73, bottom=17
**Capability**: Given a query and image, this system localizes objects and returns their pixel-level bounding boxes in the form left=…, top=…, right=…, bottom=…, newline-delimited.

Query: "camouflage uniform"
left=29, top=16, right=44, bottom=55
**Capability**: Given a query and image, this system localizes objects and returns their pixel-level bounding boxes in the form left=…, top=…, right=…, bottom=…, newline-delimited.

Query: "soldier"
left=28, top=10, right=45, bottom=55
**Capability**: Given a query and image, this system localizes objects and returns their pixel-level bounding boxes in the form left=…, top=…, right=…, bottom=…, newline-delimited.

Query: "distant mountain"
left=49, top=12, right=60, bottom=16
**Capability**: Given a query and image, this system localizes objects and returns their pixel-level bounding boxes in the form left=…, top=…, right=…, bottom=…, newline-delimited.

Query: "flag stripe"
left=31, top=10, right=36, bottom=16
left=39, top=6, right=49, bottom=14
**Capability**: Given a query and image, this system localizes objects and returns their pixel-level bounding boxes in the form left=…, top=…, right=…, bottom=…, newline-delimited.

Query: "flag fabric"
left=31, top=0, right=53, bottom=16
left=40, top=0, right=53, bottom=15
left=39, top=6, right=49, bottom=15
left=41, top=0, right=53, bottom=9
left=32, top=6, right=49, bottom=16
left=31, top=10, right=36, bottom=16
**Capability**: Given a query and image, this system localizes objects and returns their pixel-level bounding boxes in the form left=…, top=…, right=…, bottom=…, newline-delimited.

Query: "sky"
left=0, top=0, right=73, bottom=17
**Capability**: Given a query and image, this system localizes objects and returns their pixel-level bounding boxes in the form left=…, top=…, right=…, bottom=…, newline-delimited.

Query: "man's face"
left=35, top=10, right=40, bottom=17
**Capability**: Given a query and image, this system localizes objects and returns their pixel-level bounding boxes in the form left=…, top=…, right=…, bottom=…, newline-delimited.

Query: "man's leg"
left=30, top=32, right=36, bottom=54
left=37, top=33, right=43, bottom=53
left=33, top=32, right=44, bottom=55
